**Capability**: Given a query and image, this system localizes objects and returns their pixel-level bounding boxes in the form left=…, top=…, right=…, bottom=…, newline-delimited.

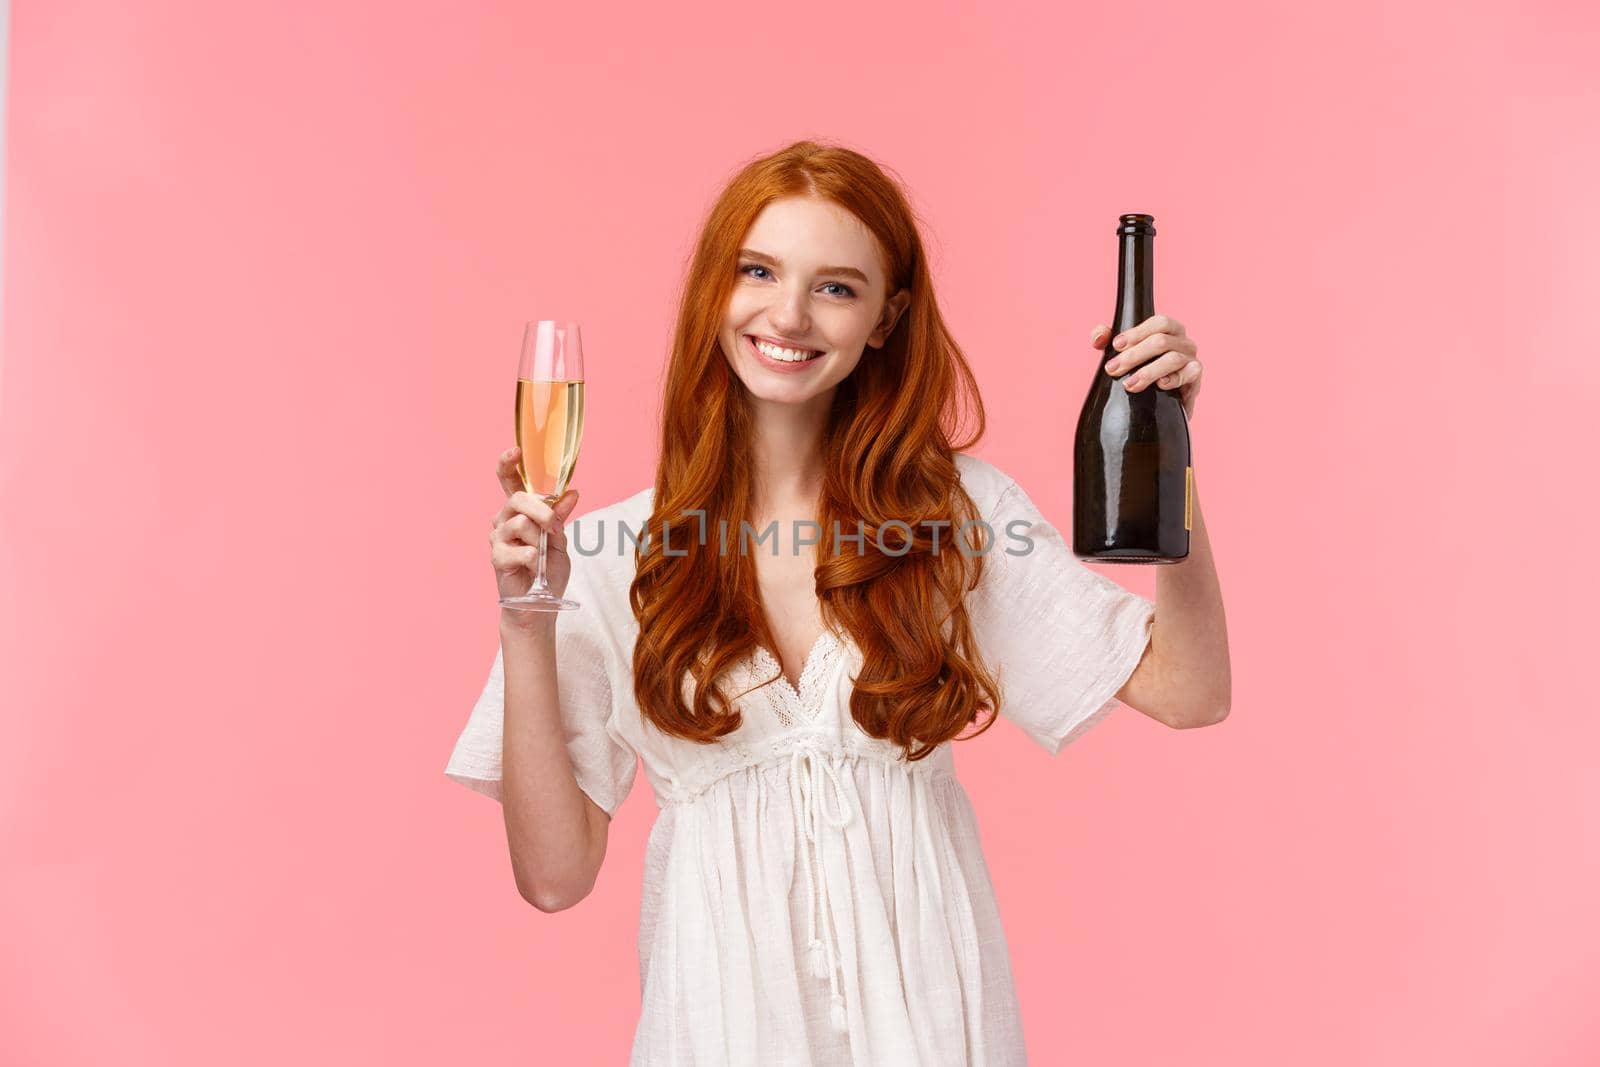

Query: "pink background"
left=4, top=1, right=1596, bottom=1063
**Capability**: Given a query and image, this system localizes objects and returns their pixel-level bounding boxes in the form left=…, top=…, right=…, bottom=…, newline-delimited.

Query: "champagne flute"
left=500, top=320, right=586, bottom=611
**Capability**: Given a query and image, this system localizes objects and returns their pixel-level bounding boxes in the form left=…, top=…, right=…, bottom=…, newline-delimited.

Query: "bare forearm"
left=1151, top=472, right=1232, bottom=724
left=498, top=615, right=607, bottom=910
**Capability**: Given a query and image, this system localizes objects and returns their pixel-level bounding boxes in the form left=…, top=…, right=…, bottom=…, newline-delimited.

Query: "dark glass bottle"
left=1072, top=213, right=1192, bottom=563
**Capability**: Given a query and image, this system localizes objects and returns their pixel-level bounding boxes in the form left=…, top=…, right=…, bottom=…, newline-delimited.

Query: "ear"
left=867, top=288, right=910, bottom=349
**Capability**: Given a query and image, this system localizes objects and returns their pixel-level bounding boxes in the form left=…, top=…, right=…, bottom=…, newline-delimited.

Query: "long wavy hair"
left=629, top=139, right=1002, bottom=762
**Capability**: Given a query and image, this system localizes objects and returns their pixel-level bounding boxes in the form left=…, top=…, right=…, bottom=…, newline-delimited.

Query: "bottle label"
left=1184, top=466, right=1193, bottom=530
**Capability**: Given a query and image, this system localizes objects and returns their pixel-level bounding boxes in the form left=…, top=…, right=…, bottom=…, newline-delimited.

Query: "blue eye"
left=738, top=263, right=855, bottom=299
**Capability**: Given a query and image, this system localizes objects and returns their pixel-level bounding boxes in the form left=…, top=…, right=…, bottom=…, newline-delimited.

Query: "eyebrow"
left=738, top=248, right=871, bottom=285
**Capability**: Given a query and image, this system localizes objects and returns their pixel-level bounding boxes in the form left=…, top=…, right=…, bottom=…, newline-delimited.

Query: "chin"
left=742, top=376, right=829, bottom=405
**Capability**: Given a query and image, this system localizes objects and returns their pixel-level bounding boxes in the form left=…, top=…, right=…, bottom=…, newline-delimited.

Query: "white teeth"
left=754, top=338, right=819, bottom=362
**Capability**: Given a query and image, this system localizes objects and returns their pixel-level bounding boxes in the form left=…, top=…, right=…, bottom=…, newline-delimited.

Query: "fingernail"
left=1113, top=336, right=1127, bottom=350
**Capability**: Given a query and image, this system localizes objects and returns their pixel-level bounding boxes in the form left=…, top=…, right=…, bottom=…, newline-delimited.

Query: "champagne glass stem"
left=529, top=494, right=555, bottom=594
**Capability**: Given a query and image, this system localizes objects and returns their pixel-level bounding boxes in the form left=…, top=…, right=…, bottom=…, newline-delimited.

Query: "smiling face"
left=719, top=195, right=909, bottom=407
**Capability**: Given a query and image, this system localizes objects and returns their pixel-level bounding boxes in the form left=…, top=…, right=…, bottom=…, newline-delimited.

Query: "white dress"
left=445, top=452, right=1156, bottom=1066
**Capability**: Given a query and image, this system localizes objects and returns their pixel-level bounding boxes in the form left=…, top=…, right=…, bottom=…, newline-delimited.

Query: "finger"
left=1181, top=368, right=1202, bottom=418
left=1089, top=324, right=1111, bottom=350
left=491, top=498, right=519, bottom=528
left=495, top=510, right=571, bottom=556
left=497, top=489, right=578, bottom=548
left=492, top=540, right=545, bottom=573
left=496, top=447, right=525, bottom=497
left=1160, top=358, right=1202, bottom=392
left=493, top=490, right=554, bottom=532
left=507, top=500, right=578, bottom=550
left=1123, top=353, right=1191, bottom=392
left=500, top=513, right=540, bottom=546
left=1105, top=332, right=1196, bottom=376
left=543, top=518, right=570, bottom=555
left=1110, top=313, right=1187, bottom=353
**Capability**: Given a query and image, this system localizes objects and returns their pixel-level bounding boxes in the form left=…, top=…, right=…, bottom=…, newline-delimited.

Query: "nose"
left=768, top=281, right=811, bottom=337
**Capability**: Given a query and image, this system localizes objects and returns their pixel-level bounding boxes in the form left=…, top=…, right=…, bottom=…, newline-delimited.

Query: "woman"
left=446, top=140, right=1231, bottom=1065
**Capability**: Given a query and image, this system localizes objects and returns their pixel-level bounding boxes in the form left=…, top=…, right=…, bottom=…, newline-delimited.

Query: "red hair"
left=629, top=139, right=1001, bottom=762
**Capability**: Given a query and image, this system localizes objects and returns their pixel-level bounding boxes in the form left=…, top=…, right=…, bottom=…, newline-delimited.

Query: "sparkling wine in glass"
left=500, top=320, right=585, bottom=612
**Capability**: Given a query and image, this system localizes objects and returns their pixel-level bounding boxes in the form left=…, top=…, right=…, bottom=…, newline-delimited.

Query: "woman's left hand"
left=1090, top=315, right=1203, bottom=420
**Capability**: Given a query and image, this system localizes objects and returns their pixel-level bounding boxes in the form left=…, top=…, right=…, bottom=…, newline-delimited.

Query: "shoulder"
left=557, top=486, right=653, bottom=643
left=953, top=452, right=1022, bottom=519
left=571, top=485, right=654, bottom=532
left=564, top=485, right=653, bottom=590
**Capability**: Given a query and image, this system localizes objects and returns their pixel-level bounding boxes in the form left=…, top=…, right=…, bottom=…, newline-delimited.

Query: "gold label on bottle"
left=1184, top=465, right=1193, bottom=530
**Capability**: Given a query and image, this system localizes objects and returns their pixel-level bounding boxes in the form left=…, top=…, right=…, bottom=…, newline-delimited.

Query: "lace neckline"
left=751, top=629, right=842, bottom=727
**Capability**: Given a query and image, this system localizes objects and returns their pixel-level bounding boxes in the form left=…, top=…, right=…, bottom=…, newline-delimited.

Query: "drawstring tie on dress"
left=787, top=745, right=855, bottom=1033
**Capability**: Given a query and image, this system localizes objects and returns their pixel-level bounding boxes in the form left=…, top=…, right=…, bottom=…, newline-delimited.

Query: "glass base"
left=500, top=592, right=581, bottom=612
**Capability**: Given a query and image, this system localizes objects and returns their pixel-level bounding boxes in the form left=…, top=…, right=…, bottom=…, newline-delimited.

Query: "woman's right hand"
left=490, top=445, right=580, bottom=623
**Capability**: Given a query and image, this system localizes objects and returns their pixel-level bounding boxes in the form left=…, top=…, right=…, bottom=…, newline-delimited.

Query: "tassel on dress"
left=807, top=938, right=829, bottom=979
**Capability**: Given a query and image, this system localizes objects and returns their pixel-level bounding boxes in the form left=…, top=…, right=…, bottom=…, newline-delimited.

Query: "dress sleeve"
left=967, top=478, right=1157, bottom=756
left=443, top=547, right=640, bottom=817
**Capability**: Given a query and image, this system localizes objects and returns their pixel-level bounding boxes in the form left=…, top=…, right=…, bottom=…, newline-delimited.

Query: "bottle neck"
left=1113, top=235, right=1155, bottom=332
